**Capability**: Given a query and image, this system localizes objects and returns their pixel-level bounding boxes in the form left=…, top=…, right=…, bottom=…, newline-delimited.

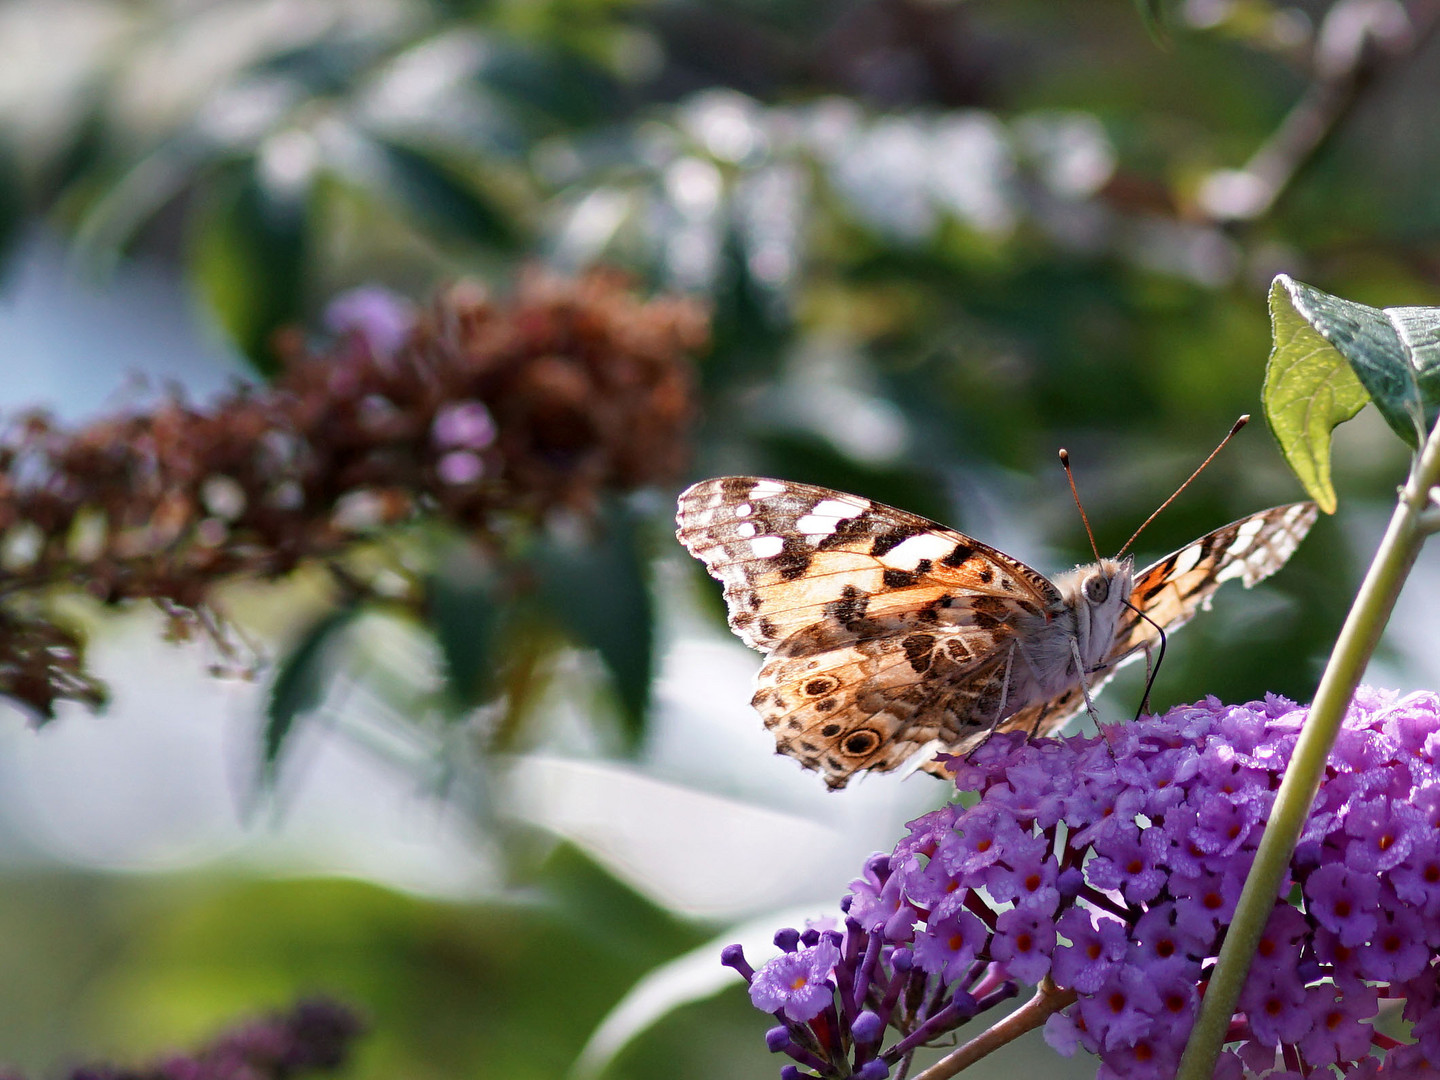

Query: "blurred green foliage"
left=0, top=849, right=775, bottom=1080
left=3, top=0, right=1439, bottom=1076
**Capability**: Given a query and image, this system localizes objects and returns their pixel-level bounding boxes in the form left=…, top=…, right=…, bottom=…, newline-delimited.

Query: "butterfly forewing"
left=676, top=477, right=1059, bottom=651
left=1106, top=501, right=1319, bottom=669
left=676, top=476, right=1317, bottom=789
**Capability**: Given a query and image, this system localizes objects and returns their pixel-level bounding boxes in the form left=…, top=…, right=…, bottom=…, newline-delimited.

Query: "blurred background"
left=0, top=0, right=1438, bottom=1077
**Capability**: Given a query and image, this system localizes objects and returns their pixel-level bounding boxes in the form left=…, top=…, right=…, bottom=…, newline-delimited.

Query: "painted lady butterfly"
left=676, top=476, right=1316, bottom=789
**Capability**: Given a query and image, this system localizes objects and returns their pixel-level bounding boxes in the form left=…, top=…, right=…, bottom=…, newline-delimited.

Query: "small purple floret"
left=749, top=940, right=841, bottom=1022
left=851, top=1010, right=883, bottom=1044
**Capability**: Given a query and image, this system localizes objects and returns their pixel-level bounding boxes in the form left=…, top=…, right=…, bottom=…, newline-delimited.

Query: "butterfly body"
left=676, top=476, right=1316, bottom=789
left=1021, top=557, right=1134, bottom=698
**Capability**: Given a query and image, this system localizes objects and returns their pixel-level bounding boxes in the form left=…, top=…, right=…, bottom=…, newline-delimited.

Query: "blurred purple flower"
left=437, top=450, right=485, bottom=485
left=433, top=401, right=498, bottom=451
left=324, top=286, right=415, bottom=357
left=34, top=998, right=364, bottom=1080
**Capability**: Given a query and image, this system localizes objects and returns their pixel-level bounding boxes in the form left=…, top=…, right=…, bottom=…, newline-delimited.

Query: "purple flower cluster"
left=726, top=689, right=1440, bottom=1079
left=28, top=998, right=364, bottom=1080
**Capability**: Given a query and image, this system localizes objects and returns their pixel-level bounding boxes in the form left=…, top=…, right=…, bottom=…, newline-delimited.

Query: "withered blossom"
left=0, top=270, right=707, bottom=719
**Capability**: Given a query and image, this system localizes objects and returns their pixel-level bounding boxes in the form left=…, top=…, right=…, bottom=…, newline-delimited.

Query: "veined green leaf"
left=1264, top=276, right=1440, bottom=512
left=1387, top=305, right=1440, bottom=424
left=1262, top=280, right=1370, bottom=513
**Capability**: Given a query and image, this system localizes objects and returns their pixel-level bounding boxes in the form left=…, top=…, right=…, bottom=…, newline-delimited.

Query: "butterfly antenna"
left=1123, top=600, right=1169, bottom=719
left=1058, top=448, right=1102, bottom=561
left=1115, top=414, right=1249, bottom=558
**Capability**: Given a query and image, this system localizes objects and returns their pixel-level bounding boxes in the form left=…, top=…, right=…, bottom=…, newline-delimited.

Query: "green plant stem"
left=1177, top=416, right=1440, bottom=1080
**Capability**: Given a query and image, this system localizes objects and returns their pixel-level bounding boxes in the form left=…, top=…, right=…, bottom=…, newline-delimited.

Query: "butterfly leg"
left=1121, top=600, right=1169, bottom=720
left=967, top=642, right=1020, bottom=753
left=1025, top=698, right=1057, bottom=740
left=1070, top=637, right=1101, bottom=722
left=995, top=643, right=1015, bottom=724
left=1136, top=643, right=1156, bottom=720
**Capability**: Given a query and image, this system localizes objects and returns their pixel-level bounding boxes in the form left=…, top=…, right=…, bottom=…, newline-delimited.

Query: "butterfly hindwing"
left=752, top=629, right=1019, bottom=789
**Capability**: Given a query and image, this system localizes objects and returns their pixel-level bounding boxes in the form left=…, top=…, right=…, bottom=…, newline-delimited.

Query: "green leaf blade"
left=372, top=138, right=520, bottom=251
left=1271, top=275, right=1440, bottom=441
left=535, top=504, right=653, bottom=747
left=428, top=547, right=505, bottom=714
left=188, top=165, right=309, bottom=378
left=1280, top=277, right=1423, bottom=444
left=1385, top=305, right=1440, bottom=431
left=263, top=604, right=360, bottom=786
left=1263, top=277, right=1371, bottom=514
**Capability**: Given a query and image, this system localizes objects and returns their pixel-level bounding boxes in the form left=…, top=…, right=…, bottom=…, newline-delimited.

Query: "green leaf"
left=263, top=604, right=360, bottom=785
left=427, top=544, right=506, bottom=714
left=371, top=138, right=519, bottom=250
left=1387, top=304, right=1440, bottom=421
left=478, top=42, right=623, bottom=131
left=1271, top=276, right=1440, bottom=446
left=1262, top=279, right=1371, bottom=514
left=534, top=503, right=653, bottom=746
left=1264, top=276, right=1440, bottom=511
left=571, top=903, right=830, bottom=1080
left=188, top=164, right=309, bottom=377
left=1133, top=0, right=1172, bottom=44
left=1278, top=279, right=1419, bottom=443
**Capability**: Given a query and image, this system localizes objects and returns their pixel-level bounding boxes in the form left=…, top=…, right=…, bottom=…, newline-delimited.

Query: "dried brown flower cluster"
left=0, top=269, right=707, bottom=719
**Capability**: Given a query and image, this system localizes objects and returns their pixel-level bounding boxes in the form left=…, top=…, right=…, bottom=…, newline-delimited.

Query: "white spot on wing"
left=1170, top=543, right=1203, bottom=575
left=1226, top=530, right=1256, bottom=557
left=750, top=535, right=784, bottom=558
left=880, top=533, right=956, bottom=570
left=749, top=480, right=784, bottom=499
left=812, top=497, right=868, bottom=519
left=795, top=498, right=868, bottom=538
left=736, top=522, right=757, bottom=538
left=1215, top=559, right=1247, bottom=583
left=735, top=503, right=752, bottom=517
left=1226, top=516, right=1266, bottom=557
left=795, top=514, right=836, bottom=536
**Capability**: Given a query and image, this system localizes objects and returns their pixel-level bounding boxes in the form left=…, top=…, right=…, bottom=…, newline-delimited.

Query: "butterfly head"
left=1055, top=555, right=1134, bottom=672
left=1079, top=556, right=1134, bottom=608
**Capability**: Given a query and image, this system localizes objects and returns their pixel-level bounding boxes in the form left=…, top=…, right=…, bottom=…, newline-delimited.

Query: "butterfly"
left=676, top=476, right=1317, bottom=789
